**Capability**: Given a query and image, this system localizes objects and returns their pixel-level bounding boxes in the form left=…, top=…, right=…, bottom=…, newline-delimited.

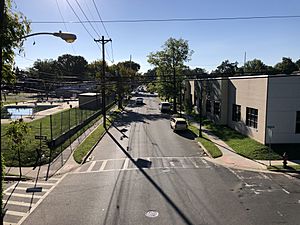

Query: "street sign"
left=26, top=187, right=43, bottom=193
left=35, top=135, right=47, bottom=140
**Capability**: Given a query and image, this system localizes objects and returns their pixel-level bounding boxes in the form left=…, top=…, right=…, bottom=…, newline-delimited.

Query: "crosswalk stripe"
left=188, top=157, right=199, bottom=168
left=4, top=222, right=17, bottom=225
left=19, top=181, right=54, bottom=186
left=122, top=158, right=129, bottom=170
left=4, top=193, right=42, bottom=199
left=5, top=210, right=27, bottom=217
left=99, top=160, right=107, bottom=171
left=87, top=161, right=96, bottom=172
left=10, top=186, right=49, bottom=192
left=4, top=200, right=31, bottom=207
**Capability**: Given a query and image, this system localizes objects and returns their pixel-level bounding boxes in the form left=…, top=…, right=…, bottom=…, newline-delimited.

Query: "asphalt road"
left=21, top=93, right=300, bottom=225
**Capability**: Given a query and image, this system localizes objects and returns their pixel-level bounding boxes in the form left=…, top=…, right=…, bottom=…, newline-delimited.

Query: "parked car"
left=159, top=102, right=171, bottom=112
left=170, top=117, right=188, bottom=131
left=136, top=97, right=144, bottom=105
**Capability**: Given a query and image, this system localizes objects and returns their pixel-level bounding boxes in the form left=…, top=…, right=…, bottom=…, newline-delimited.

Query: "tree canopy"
left=1, top=0, right=30, bottom=85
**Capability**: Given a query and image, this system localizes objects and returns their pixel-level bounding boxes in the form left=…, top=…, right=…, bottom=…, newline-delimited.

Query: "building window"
left=246, top=107, right=258, bottom=129
left=232, top=104, right=241, bottom=122
left=296, top=111, right=300, bottom=134
left=206, top=100, right=211, bottom=113
left=214, top=101, right=220, bottom=116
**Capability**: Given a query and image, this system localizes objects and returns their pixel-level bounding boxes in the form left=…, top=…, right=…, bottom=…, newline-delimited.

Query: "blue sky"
left=14, top=0, right=300, bottom=73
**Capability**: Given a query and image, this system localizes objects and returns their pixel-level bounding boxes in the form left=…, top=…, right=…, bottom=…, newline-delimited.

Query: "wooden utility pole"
left=94, top=36, right=112, bottom=129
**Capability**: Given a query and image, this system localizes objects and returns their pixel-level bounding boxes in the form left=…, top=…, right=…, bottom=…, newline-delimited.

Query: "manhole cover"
left=145, top=210, right=159, bottom=218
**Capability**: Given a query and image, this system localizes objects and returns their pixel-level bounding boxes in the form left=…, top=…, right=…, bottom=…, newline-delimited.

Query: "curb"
left=197, top=141, right=212, bottom=158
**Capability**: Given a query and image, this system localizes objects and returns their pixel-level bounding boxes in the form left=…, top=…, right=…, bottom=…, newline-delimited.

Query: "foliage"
left=274, top=57, right=298, bottom=74
left=205, top=123, right=282, bottom=160
left=1, top=0, right=30, bottom=85
left=243, top=59, right=268, bottom=74
left=57, top=54, right=88, bottom=76
left=188, top=125, right=222, bottom=158
left=147, top=37, right=194, bottom=102
left=6, top=119, right=31, bottom=167
left=213, top=60, right=238, bottom=76
left=296, top=59, right=300, bottom=70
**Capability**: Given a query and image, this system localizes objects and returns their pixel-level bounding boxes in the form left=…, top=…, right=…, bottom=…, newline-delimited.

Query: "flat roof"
left=79, top=92, right=100, bottom=96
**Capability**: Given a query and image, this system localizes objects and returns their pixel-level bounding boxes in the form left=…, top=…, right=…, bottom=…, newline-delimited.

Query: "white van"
left=159, top=102, right=171, bottom=112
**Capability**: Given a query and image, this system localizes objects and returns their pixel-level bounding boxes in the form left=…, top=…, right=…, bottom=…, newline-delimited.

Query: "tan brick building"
left=187, top=74, right=300, bottom=144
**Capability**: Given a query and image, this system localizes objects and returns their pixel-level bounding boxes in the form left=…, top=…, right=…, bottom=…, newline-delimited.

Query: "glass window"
left=206, top=100, right=211, bottom=113
left=214, top=101, right=220, bottom=116
left=296, top=111, right=300, bottom=134
left=232, top=104, right=241, bottom=122
left=246, top=107, right=258, bottom=129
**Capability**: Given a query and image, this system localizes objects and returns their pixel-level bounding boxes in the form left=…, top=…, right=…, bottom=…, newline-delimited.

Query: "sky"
left=13, top=0, right=300, bottom=73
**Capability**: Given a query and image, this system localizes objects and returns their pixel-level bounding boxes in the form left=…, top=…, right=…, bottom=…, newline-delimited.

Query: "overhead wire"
left=91, top=0, right=114, bottom=63
left=65, top=0, right=102, bottom=51
left=74, top=0, right=101, bottom=38
left=30, top=15, right=300, bottom=24
left=55, top=0, right=77, bottom=54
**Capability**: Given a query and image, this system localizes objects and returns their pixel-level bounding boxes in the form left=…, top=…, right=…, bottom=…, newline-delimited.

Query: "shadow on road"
left=175, top=129, right=197, bottom=140
left=106, top=129, right=195, bottom=225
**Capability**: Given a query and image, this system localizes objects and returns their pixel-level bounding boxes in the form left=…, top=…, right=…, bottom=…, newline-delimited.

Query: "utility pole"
left=1, top=0, right=5, bottom=221
left=94, top=36, right=112, bottom=129
left=172, top=47, right=177, bottom=113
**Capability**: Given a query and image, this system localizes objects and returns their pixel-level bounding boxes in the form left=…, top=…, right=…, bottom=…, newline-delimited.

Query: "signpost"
left=35, top=135, right=47, bottom=140
left=267, top=125, right=275, bottom=166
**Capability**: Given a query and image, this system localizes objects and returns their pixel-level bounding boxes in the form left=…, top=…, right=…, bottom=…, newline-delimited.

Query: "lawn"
left=1, top=107, right=102, bottom=167
left=188, top=125, right=222, bottom=158
left=204, top=122, right=282, bottom=160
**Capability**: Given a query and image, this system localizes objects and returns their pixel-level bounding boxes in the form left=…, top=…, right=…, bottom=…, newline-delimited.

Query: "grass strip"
left=188, top=125, right=222, bottom=158
left=73, top=124, right=105, bottom=164
left=73, top=109, right=122, bottom=164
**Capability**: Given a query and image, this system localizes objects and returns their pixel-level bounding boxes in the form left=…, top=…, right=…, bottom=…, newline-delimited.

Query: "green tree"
left=243, top=59, right=268, bottom=74
left=6, top=119, right=30, bottom=177
left=57, top=54, right=88, bottom=77
left=147, top=37, right=194, bottom=111
left=274, top=57, right=298, bottom=74
left=295, top=59, right=300, bottom=71
left=1, top=0, right=30, bottom=85
left=214, top=60, right=238, bottom=76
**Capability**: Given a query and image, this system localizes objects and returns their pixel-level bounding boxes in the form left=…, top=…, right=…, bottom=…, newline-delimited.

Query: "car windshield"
left=3, top=2, right=300, bottom=225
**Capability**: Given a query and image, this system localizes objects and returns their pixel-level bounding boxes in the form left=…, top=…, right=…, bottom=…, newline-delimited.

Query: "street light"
left=22, top=30, right=77, bottom=43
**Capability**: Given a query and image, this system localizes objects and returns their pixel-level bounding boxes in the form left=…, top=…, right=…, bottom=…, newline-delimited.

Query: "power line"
left=91, top=0, right=110, bottom=38
left=74, top=0, right=101, bottom=38
left=65, top=0, right=101, bottom=51
left=30, top=15, right=300, bottom=24
left=55, top=0, right=76, bottom=54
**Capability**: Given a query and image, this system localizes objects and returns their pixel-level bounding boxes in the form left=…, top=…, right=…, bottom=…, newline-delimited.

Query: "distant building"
left=186, top=74, right=300, bottom=144
left=78, top=93, right=101, bottom=110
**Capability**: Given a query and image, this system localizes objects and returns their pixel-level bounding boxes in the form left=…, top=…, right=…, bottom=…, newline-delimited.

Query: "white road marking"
left=87, top=161, right=96, bottom=172
left=5, top=210, right=27, bottom=217
left=179, top=159, right=186, bottom=168
left=4, top=222, right=17, bottom=225
left=282, top=188, right=290, bottom=194
left=169, top=161, right=175, bottom=167
left=277, top=211, right=284, bottom=217
left=122, top=158, right=129, bottom=170
left=18, top=181, right=54, bottom=186
left=99, top=160, right=108, bottom=171
left=17, top=174, right=67, bottom=225
left=188, top=157, right=199, bottom=168
left=8, top=186, right=49, bottom=192
left=4, top=193, right=42, bottom=199
left=4, top=200, right=31, bottom=207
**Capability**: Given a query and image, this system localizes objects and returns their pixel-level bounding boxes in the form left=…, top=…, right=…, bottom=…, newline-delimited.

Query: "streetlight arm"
left=21, top=31, right=76, bottom=43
